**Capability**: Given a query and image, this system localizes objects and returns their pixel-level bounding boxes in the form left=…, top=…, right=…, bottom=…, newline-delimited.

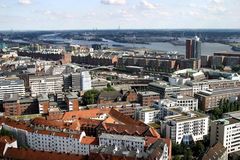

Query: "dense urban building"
left=0, top=79, right=25, bottom=100
left=29, top=75, right=63, bottom=97
left=161, top=110, right=209, bottom=144
left=195, top=88, right=240, bottom=111
left=137, top=91, right=160, bottom=106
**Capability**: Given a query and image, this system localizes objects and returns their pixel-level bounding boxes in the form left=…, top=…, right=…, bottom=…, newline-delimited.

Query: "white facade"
left=157, top=95, right=198, bottom=111
left=29, top=75, right=63, bottom=97
left=138, top=108, right=160, bottom=124
left=81, top=71, right=92, bottom=91
left=99, top=133, right=145, bottom=152
left=162, top=111, right=209, bottom=144
left=210, top=116, right=240, bottom=154
left=186, top=81, right=209, bottom=94
left=0, top=79, right=25, bottom=100
left=27, top=131, right=92, bottom=155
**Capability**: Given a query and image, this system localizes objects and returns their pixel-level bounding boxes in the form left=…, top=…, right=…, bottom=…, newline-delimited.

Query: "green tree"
left=183, top=149, right=193, bottom=160
left=193, top=141, right=205, bottom=156
left=82, top=89, right=100, bottom=105
left=173, top=155, right=182, bottom=160
left=103, top=83, right=116, bottom=92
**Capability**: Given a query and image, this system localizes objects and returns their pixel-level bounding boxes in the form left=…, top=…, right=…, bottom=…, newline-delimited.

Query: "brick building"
left=138, top=91, right=160, bottom=106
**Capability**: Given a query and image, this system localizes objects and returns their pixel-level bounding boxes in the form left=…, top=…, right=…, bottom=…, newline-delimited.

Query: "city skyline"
left=0, top=0, right=240, bottom=30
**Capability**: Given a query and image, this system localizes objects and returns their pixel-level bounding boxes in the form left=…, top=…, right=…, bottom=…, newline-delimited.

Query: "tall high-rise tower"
left=186, top=36, right=201, bottom=59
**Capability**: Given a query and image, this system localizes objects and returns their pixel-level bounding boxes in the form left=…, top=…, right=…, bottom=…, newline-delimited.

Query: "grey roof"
left=138, top=91, right=160, bottom=96
left=99, top=133, right=145, bottom=142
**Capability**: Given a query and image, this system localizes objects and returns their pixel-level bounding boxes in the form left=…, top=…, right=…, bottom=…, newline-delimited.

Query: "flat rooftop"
left=165, top=110, right=208, bottom=122
left=138, top=91, right=160, bottom=96
left=99, top=133, right=145, bottom=142
left=197, top=87, right=240, bottom=97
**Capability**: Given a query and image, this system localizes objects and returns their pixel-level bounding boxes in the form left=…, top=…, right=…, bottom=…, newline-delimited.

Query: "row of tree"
left=211, top=99, right=240, bottom=120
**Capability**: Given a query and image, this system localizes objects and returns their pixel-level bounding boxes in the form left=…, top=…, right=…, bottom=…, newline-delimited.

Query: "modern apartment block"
left=80, top=71, right=92, bottom=91
left=137, top=108, right=160, bottom=124
left=156, top=94, right=198, bottom=111
left=186, top=81, right=210, bottom=94
left=29, top=75, right=63, bottom=97
left=71, top=71, right=92, bottom=92
left=195, top=88, right=240, bottom=111
left=161, top=110, right=209, bottom=144
left=0, top=79, right=25, bottom=100
left=210, top=111, right=240, bottom=154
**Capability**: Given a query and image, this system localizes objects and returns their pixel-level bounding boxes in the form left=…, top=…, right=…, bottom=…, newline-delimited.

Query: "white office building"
left=161, top=111, right=209, bottom=144
left=80, top=71, right=92, bottom=91
left=156, top=94, right=198, bottom=111
left=29, top=75, right=63, bottom=97
left=186, top=81, right=209, bottom=94
left=71, top=71, right=92, bottom=92
left=137, top=108, right=160, bottom=124
left=0, top=79, right=25, bottom=100
left=210, top=111, right=240, bottom=154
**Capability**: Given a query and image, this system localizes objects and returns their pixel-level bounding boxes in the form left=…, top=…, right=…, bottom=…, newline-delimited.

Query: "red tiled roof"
left=101, top=123, right=149, bottom=136
left=0, top=136, right=16, bottom=144
left=62, top=108, right=111, bottom=120
left=145, top=137, right=159, bottom=147
left=81, top=136, right=98, bottom=145
left=62, top=108, right=144, bottom=126
left=0, top=142, right=6, bottom=157
left=4, top=148, right=87, bottom=160
left=148, top=127, right=161, bottom=138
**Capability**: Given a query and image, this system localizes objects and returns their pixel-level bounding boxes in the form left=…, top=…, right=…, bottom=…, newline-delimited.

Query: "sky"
left=0, top=0, right=240, bottom=30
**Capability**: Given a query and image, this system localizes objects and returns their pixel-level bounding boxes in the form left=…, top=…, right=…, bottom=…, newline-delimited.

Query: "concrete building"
left=210, top=111, right=240, bottom=154
left=138, top=91, right=160, bottom=106
left=0, top=79, right=25, bottom=100
left=137, top=108, right=160, bottom=124
left=80, top=71, right=92, bottom=91
left=186, top=81, right=209, bottom=94
left=161, top=110, right=209, bottom=144
left=71, top=71, right=92, bottom=92
left=157, top=94, right=198, bottom=111
left=149, top=82, right=193, bottom=98
left=29, top=75, right=63, bottom=97
left=71, top=73, right=81, bottom=92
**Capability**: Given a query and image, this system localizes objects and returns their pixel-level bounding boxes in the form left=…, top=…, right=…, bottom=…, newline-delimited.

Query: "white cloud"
left=0, top=4, right=7, bottom=8
left=101, top=0, right=126, bottom=5
left=140, top=0, right=158, bottom=10
left=18, top=0, right=32, bottom=5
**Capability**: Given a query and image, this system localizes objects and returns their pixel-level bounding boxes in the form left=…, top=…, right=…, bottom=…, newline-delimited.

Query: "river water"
left=40, top=36, right=235, bottom=56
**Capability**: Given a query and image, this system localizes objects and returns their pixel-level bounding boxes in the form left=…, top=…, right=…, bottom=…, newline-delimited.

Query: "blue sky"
left=0, top=0, right=240, bottom=30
